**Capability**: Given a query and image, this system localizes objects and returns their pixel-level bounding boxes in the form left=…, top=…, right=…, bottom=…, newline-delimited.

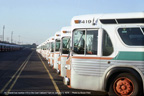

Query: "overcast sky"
left=0, top=0, right=143, bottom=45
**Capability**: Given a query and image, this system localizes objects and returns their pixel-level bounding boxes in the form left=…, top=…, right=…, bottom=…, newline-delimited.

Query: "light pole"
left=3, top=25, right=5, bottom=41
left=11, top=31, right=13, bottom=43
left=18, top=35, right=20, bottom=44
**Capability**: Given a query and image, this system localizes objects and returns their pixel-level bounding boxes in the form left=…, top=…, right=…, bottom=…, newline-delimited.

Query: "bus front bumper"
left=63, top=76, right=70, bottom=85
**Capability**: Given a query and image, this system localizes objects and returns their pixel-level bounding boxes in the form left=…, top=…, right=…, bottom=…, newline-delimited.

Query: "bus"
left=64, top=12, right=144, bottom=96
left=57, top=26, right=71, bottom=77
left=46, top=39, right=50, bottom=61
left=36, top=44, right=42, bottom=53
left=48, top=36, right=55, bottom=67
left=41, top=42, right=47, bottom=59
left=53, top=32, right=61, bottom=69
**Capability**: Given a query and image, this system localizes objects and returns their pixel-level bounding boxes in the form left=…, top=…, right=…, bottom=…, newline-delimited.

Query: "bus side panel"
left=100, top=60, right=144, bottom=92
left=50, top=53, right=53, bottom=66
left=71, top=58, right=101, bottom=90
left=54, top=53, right=60, bottom=69
left=61, top=56, right=67, bottom=77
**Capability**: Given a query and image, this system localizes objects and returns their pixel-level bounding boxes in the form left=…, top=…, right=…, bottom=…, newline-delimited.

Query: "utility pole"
left=18, top=35, right=20, bottom=44
left=11, top=31, right=13, bottom=43
left=3, top=25, right=5, bottom=41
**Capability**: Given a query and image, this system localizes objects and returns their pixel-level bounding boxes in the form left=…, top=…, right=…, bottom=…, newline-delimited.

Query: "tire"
left=108, top=73, right=142, bottom=96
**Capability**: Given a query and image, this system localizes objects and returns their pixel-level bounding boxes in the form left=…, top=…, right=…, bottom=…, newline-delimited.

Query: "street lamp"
left=11, top=31, right=13, bottom=43
left=3, top=25, right=5, bottom=41
left=18, top=35, right=20, bottom=44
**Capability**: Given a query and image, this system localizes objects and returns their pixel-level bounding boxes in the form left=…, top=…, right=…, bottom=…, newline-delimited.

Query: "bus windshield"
left=62, top=37, right=70, bottom=54
left=73, top=30, right=85, bottom=54
left=118, top=27, right=144, bottom=46
left=55, top=39, right=60, bottom=51
left=51, top=42, right=54, bottom=52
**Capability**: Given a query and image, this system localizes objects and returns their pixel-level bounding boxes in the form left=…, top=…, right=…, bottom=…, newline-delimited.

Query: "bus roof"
left=71, top=12, right=144, bottom=27
left=100, top=12, right=144, bottom=19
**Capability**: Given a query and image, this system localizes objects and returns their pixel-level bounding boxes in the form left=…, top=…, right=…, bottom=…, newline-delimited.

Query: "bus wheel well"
left=105, top=67, right=143, bottom=92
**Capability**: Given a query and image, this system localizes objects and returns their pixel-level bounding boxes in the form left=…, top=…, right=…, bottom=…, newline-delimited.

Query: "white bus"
left=64, top=12, right=144, bottom=96
left=39, top=42, right=47, bottom=58
left=45, top=38, right=50, bottom=61
left=48, top=36, right=55, bottom=67
left=57, top=26, right=71, bottom=77
left=53, top=32, right=61, bottom=69
left=36, top=44, right=42, bottom=53
left=42, top=42, right=48, bottom=59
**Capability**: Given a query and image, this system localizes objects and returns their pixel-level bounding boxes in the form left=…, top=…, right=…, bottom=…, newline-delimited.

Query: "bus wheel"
left=108, top=73, right=141, bottom=96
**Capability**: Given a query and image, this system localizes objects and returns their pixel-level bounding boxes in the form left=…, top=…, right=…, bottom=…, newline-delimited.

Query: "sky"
left=0, top=0, right=143, bottom=45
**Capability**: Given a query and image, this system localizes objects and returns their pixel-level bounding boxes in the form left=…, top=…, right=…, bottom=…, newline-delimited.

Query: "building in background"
left=21, top=43, right=37, bottom=49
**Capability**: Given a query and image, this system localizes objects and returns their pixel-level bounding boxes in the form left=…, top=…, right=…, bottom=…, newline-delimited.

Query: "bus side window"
left=102, top=30, right=113, bottom=56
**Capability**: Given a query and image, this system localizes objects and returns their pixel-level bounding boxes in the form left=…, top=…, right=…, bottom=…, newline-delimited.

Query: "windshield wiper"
left=140, top=27, right=144, bottom=35
left=65, top=38, right=70, bottom=47
left=76, top=34, right=84, bottom=46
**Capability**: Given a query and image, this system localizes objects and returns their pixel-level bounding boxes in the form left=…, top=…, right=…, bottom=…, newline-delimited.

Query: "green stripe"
left=113, top=51, right=144, bottom=61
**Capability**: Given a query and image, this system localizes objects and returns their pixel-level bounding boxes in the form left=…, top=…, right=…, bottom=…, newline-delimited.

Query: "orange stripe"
left=58, top=56, right=61, bottom=61
left=52, top=59, right=54, bottom=65
left=48, top=59, right=51, bottom=67
left=61, top=55, right=68, bottom=57
left=48, top=59, right=50, bottom=63
left=51, top=53, right=54, bottom=57
left=66, top=57, right=71, bottom=65
left=55, top=52, right=60, bottom=54
left=72, top=56, right=113, bottom=60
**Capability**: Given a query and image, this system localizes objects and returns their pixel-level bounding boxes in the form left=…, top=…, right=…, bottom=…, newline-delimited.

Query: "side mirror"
left=67, top=47, right=73, bottom=59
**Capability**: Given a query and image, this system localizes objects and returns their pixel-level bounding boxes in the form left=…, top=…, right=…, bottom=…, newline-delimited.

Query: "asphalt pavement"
left=0, top=48, right=108, bottom=96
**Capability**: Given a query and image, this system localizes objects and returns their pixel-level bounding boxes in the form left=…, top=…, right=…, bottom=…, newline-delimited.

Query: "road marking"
left=37, top=53, right=61, bottom=96
left=0, top=51, right=33, bottom=94
left=0, top=60, right=27, bottom=94
left=6, top=52, right=33, bottom=95
left=6, top=61, right=29, bottom=95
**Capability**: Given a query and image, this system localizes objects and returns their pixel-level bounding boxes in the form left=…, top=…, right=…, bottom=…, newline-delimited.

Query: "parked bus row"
left=37, top=12, right=144, bottom=96
left=0, top=42, right=22, bottom=52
